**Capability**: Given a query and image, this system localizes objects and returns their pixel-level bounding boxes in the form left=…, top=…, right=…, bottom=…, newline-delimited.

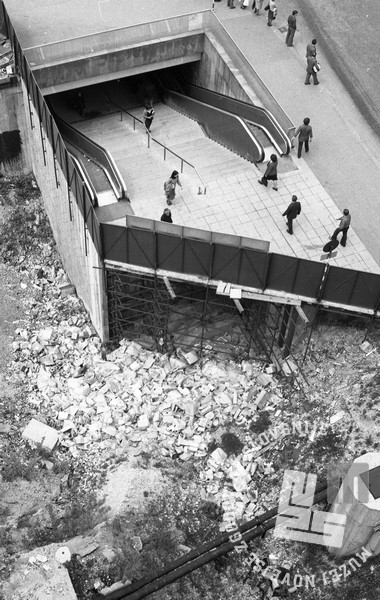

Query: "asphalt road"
left=299, top=0, right=380, bottom=137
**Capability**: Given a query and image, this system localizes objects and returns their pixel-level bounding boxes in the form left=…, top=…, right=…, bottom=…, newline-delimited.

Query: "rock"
left=256, top=373, right=273, bottom=387
left=22, top=418, right=59, bottom=451
left=137, top=414, right=149, bottom=430
left=131, top=536, right=143, bottom=552
left=101, top=547, right=117, bottom=562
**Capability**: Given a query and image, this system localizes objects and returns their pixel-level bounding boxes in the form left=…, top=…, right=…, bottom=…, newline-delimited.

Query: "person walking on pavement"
left=161, top=208, right=173, bottom=223
left=258, top=154, right=278, bottom=190
left=282, top=195, right=301, bottom=235
left=143, top=103, right=155, bottom=133
left=252, top=0, right=264, bottom=14
left=286, top=10, right=298, bottom=46
left=305, top=54, right=320, bottom=85
left=306, top=38, right=317, bottom=57
left=266, top=0, right=277, bottom=26
left=331, top=209, right=351, bottom=247
left=293, top=117, right=313, bottom=158
left=164, top=170, right=182, bottom=205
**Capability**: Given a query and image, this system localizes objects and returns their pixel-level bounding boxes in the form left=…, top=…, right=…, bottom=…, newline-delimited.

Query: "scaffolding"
left=106, top=267, right=306, bottom=383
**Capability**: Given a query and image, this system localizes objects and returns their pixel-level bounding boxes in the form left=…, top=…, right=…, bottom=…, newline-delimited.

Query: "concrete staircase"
left=74, top=102, right=257, bottom=204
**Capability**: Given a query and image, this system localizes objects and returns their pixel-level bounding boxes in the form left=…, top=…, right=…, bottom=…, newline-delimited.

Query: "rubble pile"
left=12, top=309, right=294, bottom=516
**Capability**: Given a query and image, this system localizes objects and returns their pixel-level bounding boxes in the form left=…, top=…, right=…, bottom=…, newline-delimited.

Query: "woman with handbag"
left=258, top=154, right=278, bottom=191
left=164, top=170, right=182, bottom=205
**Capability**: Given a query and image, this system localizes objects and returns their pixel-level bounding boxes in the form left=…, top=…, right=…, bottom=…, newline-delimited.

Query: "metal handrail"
left=106, top=95, right=207, bottom=195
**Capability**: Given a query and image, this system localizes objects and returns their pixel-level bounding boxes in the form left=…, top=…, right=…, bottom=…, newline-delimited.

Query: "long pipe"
left=98, top=484, right=329, bottom=599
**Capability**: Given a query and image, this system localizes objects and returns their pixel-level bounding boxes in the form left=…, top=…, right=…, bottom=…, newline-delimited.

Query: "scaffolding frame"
left=106, top=267, right=306, bottom=385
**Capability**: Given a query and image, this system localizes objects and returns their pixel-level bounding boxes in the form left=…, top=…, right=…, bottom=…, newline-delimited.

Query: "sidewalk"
left=213, top=0, right=380, bottom=268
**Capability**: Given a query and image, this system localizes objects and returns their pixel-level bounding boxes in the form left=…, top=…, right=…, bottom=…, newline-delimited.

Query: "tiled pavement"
left=76, top=106, right=380, bottom=275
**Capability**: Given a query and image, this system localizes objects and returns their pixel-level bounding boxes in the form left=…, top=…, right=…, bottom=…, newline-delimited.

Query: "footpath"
left=214, top=0, right=380, bottom=268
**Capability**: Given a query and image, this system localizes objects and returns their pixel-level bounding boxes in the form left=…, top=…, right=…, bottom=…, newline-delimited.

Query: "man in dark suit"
left=283, top=195, right=301, bottom=235
left=286, top=10, right=298, bottom=47
left=306, top=38, right=317, bottom=57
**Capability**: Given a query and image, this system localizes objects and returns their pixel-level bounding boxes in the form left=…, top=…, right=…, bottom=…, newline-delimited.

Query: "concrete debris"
left=22, top=418, right=59, bottom=451
left=10, top=293, right=333, bottom=524
left=131, top=536, right=143, bottom=552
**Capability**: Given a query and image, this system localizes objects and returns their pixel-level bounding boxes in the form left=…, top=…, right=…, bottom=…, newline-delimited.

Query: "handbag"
left=264, top=4, right=269, bottom=10
left=313, top=62, right=321, bottom=72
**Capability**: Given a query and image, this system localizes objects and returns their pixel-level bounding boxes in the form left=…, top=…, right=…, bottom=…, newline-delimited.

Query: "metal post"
left=283, top=307, right=298, bottom=358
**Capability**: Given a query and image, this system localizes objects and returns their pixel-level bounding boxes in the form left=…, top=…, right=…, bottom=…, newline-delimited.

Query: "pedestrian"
left=252, top=0, right=264, bottom=14
left=160, top=208, right=173, bottom=223
left=293, top=117, right=313, bottom=158
left=266, top=0, right=277, bottom=26
left=258, top=154, right=278, bottom=191
left=305, top=54, right=320, bottom=85
left=73, top=90, right=85, bottom=117
left=227, top=0, right=236, bottom=8
left=164, top=170, right=182, bottom=205
left=285, top=10, right=298, bottom=46
left=306, top=38, right=317, bottom=57
left=282, top=195, right=301, bottom=235
left=240, top=0, right=249, bottom=8
left=143, top=103, right=155, bottom=132
left=331, top=209, right=351, bottom=247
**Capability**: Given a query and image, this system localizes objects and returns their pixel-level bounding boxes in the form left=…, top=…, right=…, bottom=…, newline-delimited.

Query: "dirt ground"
left=1, top=175, right=380, bottom=600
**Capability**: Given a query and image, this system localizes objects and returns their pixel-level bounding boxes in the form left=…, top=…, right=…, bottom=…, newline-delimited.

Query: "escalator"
left=46, top=99, right=130, bottom=209
left=156, top=73, right=292, bottom=162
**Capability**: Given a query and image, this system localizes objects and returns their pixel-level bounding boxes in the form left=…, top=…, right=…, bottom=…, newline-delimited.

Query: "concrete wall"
left=0, top=80, right=32, bottom=171
left=32, top=34, right=204, bottom=95
left=20, top=80, right=109, bottom=341
left=191, top=32, right=264, bottom=107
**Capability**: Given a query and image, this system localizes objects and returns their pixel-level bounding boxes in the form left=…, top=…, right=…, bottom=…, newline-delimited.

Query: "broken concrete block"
left=131, top=536, right=143, bottom=552
left=256, top=373, right=273, bottom=387
left=137, top=414, right=149, bottom=430
left=22, top=418, right=59, bottom=451
left=360, top=341, right=372, bottom=353
left=102, top=547, right=117, bottom=562
left=255, top=390, right=271, bottom=411
left=58, top=281, right=76, bottom=297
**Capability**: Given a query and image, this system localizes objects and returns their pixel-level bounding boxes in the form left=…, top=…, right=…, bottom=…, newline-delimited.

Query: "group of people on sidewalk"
left=280, top=195, right=350, bottom=246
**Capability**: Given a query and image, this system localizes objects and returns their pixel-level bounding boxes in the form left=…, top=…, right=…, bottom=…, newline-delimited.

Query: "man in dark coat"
left=306, top=38, right=317, bottom=57
left=293, top=117, right=313, bottom=158
left=283, top=195, right=301, bottom=235
left=286, top=10, right=298, bottom=47
left=331, top=208, right=351, bottom=247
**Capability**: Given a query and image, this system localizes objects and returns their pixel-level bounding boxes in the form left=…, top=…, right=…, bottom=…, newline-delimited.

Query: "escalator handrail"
left=68, top=152, right=97, bottom=206
left=162, top=87, right=265, bottom=163
left=106, top=94, right=207, bottom=194
left=53, top=113, right=128, bottom=201
left=177, top=80, right=291, bottom=155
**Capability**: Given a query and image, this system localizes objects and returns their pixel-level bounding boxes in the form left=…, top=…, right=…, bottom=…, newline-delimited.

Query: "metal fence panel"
left=266, top=254, right=325, bottom=297
left=102, top=224, right=128, bottom=262
left=211, top=244, right=242, bottom=284
left=237, top=248, right=269, bottom=290
left=323, top=267, right=380, bottom=310
left=127, top=228, right=156, bottom=268
left=183, top=238, right=212, bottom=277
left=156, top=233, right=184, bottom=272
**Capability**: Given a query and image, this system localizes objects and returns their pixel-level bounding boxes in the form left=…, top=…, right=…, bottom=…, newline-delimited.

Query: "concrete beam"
left=32, top=33, right=204, bottom=93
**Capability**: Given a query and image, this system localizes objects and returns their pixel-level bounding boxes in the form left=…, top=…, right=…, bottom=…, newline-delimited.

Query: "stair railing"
left=106, top=95, right=207, bottom=195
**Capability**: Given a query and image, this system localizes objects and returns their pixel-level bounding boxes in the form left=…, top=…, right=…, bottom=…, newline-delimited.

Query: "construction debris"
left=22, top=418, right=59, bottom=451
